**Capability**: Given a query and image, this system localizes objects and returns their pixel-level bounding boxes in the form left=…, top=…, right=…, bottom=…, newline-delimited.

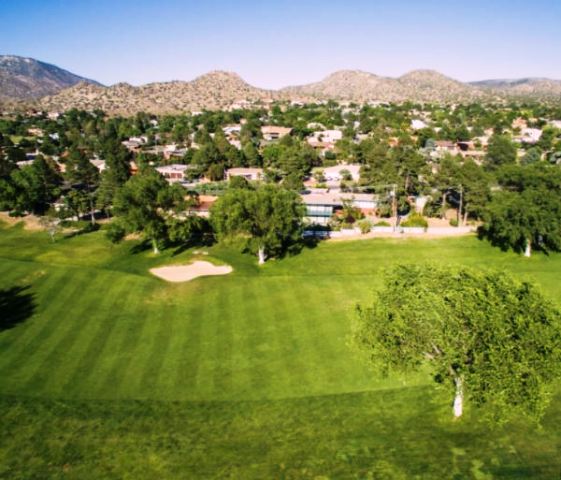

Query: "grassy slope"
left=1, top=223, right=561, bottom=478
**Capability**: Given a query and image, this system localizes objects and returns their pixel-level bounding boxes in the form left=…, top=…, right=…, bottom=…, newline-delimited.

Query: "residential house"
left=307, top=130, right=342, bottom=156
left=308, top=129, right=343, bottom=144
left=16, top=160, right=35, bottom=168
left=225, top=167, right=264, bottom=181
left=517, top=128, right=542, bottom=144
left=223, top=124, right=243, bottom=149
left=229, top=100, right=252, bottom=111
left=122, top=136, right=148, bottom=152
left=301, top=192, right=377, bottom=225
left=411, top=119, right=427, bottom=130
left=434, top=141, right=460, bottom=155
left=90, top=159, right=106, bottom=173
left=512, top=117, right=528, bottom=130
left=190, top=195, right=218, bottom=218
left=261, top=126, right=292, bottom=141
left=156, top=164, right=189, bottom=183
left=222, top=124, right=242, bottom=136
left=322, top=164, right=361, bottom=183
left=27, top=127, right=44, bottom=137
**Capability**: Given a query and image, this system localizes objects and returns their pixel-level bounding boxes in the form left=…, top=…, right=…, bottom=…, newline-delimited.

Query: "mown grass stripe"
left=227, top=279, right=253, bottom=398
left=19, top=269, right=105, bottom=394
left=120, top=286, right=171, bottom=398
left=192, top=285, right=223, bottom=398
left=241, top=277, right=274, bottom=398
left=210, top=278, right=234, bottom=398
left=267, top=276, right=308, bottom=397
left=136, top=303, right=174, bottom=397
left=0, top=269, right=83, bottom=377
left=56, top=275, right=139, bottom=397
left=155, top=299, right=190, bottom=399
left=0, top=260, right=35, bottom=288
left=81, top=279, right=155, bottom=398
left=286, top=278, right=333, bottom=397
left=173, top=288, right=205, bottom=399
left=100, top=281, right=155, bottom=398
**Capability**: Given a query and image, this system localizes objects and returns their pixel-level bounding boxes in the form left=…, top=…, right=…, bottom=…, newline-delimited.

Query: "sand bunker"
left=150, top=261, right=232, bottom=283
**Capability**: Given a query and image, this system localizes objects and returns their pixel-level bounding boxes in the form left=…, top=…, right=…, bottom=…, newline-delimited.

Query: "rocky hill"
left=471, top=78, right=561, bottom=100
left=38, top=71, right=278, bottom=114
left=397, top=70, right=484, bottom=102
left=0, top=55, right=100, bottom=100
left=282, top=69, right=485, bottom=103
left=282, top=70, right=396, bottom=101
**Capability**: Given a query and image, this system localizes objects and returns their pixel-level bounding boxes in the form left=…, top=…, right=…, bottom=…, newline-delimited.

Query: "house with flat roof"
left=517, top=128, right=542, bottom=144
left=261, top=126, right=292, bottom=141
left=156, top=164, right=189, bottom=183
left=190, top=195, right=218, bottom=218
left=90, top=159, right=106, bottom=173
left=301, top=192, right=377, bottom=225
left=225, top=167, right=264, bottom=181
left=321, top=164, right=361, bottom=183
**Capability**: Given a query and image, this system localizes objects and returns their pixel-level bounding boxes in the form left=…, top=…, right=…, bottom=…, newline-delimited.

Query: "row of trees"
left=106, top=169, right=305, bottom=263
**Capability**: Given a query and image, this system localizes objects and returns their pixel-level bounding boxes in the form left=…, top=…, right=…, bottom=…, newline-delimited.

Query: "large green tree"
left=486, top=134, right=517, bottom=169
left=210, top=185, right=305, bottom=264
left=0, top=156, right=61, bottom=214
left=353, top=264, right=561, bottom=421
left=481, top=190, right=561, bottom=257
left=114, top=169, right=185, bottom=253
left=64, top=149, right=100, bottom=224
left=481, top=164, right=561, bottom=256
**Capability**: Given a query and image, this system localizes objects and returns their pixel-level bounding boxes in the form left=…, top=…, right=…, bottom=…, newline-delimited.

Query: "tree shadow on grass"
left=171, top=234, right=216, bottom=257
left=0, top=285, right=36, bottom=331
left=129, top=240, right=151, bottom=255
left=64, top=223, right=101, bottom=239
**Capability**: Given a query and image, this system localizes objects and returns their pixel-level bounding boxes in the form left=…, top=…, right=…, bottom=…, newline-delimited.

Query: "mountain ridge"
left=2, top=55, right=561, bottom=114
left=0, top=55, right=101, bottom=100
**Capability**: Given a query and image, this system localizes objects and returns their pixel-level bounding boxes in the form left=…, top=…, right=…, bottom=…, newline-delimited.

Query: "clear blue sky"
left=1, top=0, right=560, bottom=88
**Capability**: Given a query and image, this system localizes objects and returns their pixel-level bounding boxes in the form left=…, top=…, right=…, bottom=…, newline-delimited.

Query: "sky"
left=1, top=0, right=560, bottom=88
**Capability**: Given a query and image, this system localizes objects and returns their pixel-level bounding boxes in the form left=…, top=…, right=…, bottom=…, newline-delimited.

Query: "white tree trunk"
left=258, top=247, right=266, bottom=265
left=152, top=239, right=160, bottom=255
left=453, top=376, right=463, bottom=418
left=524, top=239, right=532, bottom=258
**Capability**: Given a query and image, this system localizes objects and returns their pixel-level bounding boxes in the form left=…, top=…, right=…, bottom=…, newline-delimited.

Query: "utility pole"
left=458, top=184, right=463, bottom=227
left=391, top=184, right=398, bottom=231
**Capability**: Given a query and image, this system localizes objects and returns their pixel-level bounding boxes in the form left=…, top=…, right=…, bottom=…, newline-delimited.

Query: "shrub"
left=449, top=218, right=459, bottom=227
left=401, top=213, right=428, bottom=229
left=374, top=220, right=391, bottom=227
left=377, top=204, right=392, bottom=218
left=81, top=222, right=100, bottom=233
left=105, top=222, right=126, bottom=244
left=358, top=219, right=373, bottom=234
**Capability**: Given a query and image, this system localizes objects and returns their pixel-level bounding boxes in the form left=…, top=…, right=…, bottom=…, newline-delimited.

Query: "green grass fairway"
left=1, top=222, right=561, bottom=478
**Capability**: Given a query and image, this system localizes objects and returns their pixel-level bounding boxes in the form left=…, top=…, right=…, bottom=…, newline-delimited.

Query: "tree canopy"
left=486, top=134, right=517, bottom=169
left=113, top=169, right=186, bottom=253
left=480, top=164, right=561, bottom=256
left=210, top=184, right=305, bottom=264
left=353, top=264, right=561, bottom=422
